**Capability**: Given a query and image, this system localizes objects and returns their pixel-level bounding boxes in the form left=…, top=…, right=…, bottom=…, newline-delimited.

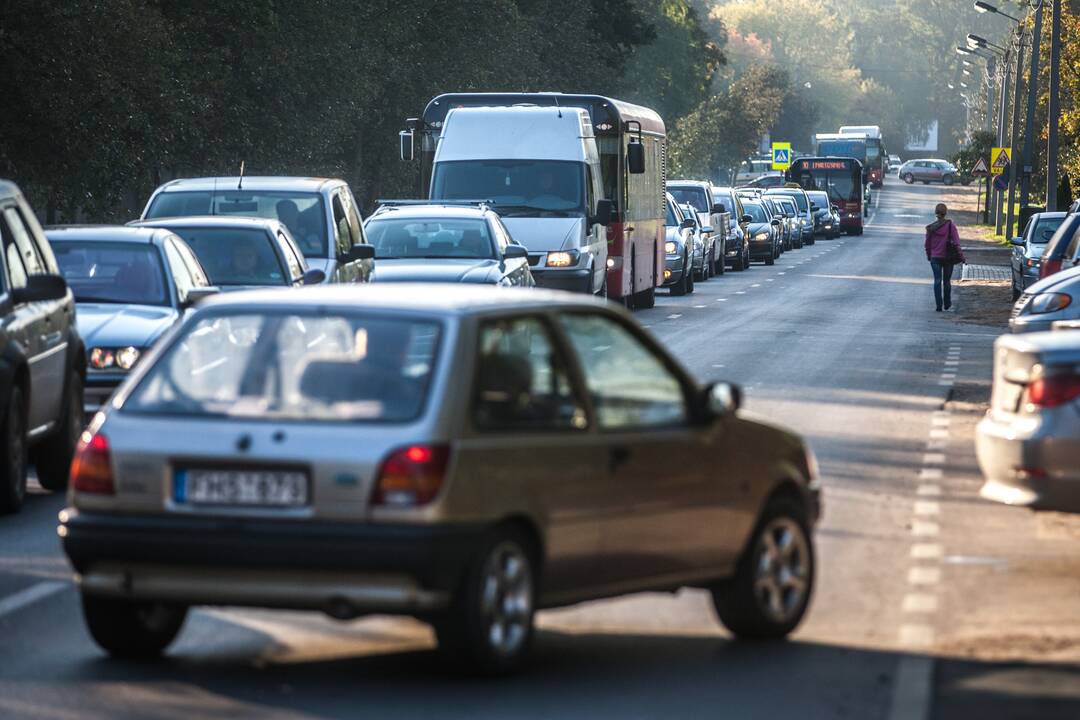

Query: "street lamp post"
left=1021, top=2, right=1044, bottom=209
left=1005, top=29, right=1026, bottom=239
left=1047, top=0, right=1062, bottom=210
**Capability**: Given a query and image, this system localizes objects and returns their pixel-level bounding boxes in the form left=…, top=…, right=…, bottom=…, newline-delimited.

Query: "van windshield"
left=431, top=160, right=585, bottom=216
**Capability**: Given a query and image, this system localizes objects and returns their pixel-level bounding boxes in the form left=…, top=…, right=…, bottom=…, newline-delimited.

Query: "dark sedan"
left=742, top=200, right=781, bottom=265
left=365, top=204, right=533, bottom=287
left=47, top=226, right=219, bottom=410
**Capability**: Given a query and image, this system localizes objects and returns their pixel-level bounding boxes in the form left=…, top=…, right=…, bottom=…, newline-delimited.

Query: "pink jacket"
left=925, top=219, right=965, bottom=263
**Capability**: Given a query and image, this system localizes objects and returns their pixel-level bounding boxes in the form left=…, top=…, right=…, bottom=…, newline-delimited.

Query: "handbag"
left=945, top=224, right=963, bottom=264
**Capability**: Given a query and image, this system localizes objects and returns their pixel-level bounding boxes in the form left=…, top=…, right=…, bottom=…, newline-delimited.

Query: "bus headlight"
left=546, top=250, right=579, bottom=268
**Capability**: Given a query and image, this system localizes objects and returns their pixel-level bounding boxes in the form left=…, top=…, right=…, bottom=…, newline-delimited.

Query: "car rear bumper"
left=60, top=509, right=486, bottom=614
left=976, top=413, right=1080, bottom=513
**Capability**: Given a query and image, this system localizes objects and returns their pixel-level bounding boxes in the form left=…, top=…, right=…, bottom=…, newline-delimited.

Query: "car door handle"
left=608, top=446, right=632, bottom=473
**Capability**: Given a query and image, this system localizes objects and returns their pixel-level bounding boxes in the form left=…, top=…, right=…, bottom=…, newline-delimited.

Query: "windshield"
left=665, top=202, right=680, bottom=226
left=165, top=227, right=287, bottom=287
left=770, top=191, right=808, bottom=212
left=125, top=312, right=441, bottom=422
left=145, top=190, right=327, bottom=258
left=431, top=160, right=585, bottom=216
left=793, top=169, right=860, bottom=203
left=743, top=203, right=768, bottom=223
left=807, top=192, right=830, bottom=210
left=52, top=241, right=170, bottom=306
left=1032, top=217, right=1066, bottom=244
left=366, top=218, right=494, bottom=259
left=669, top=186, right=709, bottom=212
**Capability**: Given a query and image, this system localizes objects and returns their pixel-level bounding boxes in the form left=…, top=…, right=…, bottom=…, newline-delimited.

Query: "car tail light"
left=371, top=444, right=450, bottom=507
left=70, top=432, right=114, bottom=494
left=1026, top=374, right=1080, bottom=408
left=1041, top=258, right=1062, bottom=279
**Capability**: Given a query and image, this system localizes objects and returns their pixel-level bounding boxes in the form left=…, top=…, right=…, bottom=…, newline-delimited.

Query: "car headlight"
left=665, top=241, right=677, bottom=254
left=754, top=232, right=770, bottom=241
left=89, top=346, right=141, bottom=370
left=546, top=250, right=579, bottom=268
left=1028, top=292, right=1072, bottom=314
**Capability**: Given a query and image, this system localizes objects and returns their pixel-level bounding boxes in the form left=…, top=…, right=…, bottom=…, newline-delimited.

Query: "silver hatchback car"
left=60, top=285, right=820, bottom=672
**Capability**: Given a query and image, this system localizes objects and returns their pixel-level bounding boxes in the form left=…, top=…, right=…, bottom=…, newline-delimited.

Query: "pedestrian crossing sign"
left=991, top=147, right=1011, bottom=172
left=772, top=142, right=791, bottom=170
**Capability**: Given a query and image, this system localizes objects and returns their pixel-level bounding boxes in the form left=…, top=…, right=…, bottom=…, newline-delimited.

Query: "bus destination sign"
left=809, top=161, right=848, bottom=170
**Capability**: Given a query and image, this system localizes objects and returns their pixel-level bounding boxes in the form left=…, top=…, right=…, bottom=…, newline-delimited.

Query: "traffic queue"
left=0, top=92, right=831, bottom=672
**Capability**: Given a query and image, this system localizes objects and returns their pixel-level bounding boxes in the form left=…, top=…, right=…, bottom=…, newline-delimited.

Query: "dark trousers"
left=930, top=259, right=955, bottom=309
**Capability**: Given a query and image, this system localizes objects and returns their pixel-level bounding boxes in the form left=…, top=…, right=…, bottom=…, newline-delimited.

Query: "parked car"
left=712, top=186, right=752, bottom=270
left=141, top=176, right=375, bottom=283
left=763, top=197, right=791, bottom=252
left=363, top=203, right=533, bottom=287
left=662, top=195, right=696, bottom=295
left=47, top=226, right=218, bottom=411
left=1037, top=212, right=1080, bottom=281
left=131, top=217, right=341, bottom=290
left=1011, top=212, right=1067, bottom=299
left=60, top=284, right=821, bottom=671
left=765, top=188, right=815, bottom=246
left=1011, top=264, right=1080, bottom=334
left=742, top=200, right=781, bottom=265
left=0, top=181, right=86, bottom=511
left=667, top=181, right=725, bottom=276
left=888, top=155, right=902, bottom=172
left=977, top=328, right=1080, bottom=513
left=677, top=202, right=710, bottom=282
left=806, top=191, right=839, bottom=240
left=898, top=159, right=959, bottom=186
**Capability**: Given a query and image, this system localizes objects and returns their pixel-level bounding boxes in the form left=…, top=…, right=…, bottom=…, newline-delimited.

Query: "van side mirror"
left=342, top=244, right=376, bottom=263
left=741, top=214, right=753, bottom=224
left=627, top=139, right=645, bottom=174
left=711, top=203, right=726, bottom=214
left=810, top=203, right=819, bottom=211
left=591, top=198, right=614, bottom=226
left=771, top=219, right=781, bottom=226
left=1010, top=237, right=1025, bottom=246
left=11, top=274, right=67, bottom=304
left=399, top=130, right=415, bottom=162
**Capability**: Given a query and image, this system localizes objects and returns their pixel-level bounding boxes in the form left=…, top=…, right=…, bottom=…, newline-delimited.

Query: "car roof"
left=152, top=177, right=341, bottom=193
left=1033, top=212, right=1067, bottom=221
left=667, top=180, right=710, bottom=188
left=130, top=216, right=282, bottom=231
left=194, top=284, right=610, bottom=317
left=0, top=179, right=21, bottom=201
left=368, top=205, right=493, bottom=221
left=44, top=225, right=168, bottom=244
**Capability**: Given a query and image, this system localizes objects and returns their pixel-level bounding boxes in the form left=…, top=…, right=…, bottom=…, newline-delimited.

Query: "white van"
left=428, top=106, right=610, bottom=294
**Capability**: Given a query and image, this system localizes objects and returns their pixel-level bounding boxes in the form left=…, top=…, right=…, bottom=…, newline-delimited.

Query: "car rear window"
left=668, top=186, right=709, bottom=212
left=1032, top=217, right=1065, bottom=244
left=125, top=312, right=441, bottom=422
left=366, top=218, right=495, bottom=259
left=164, top=227, right=287, bottom=287
left=52, top=241, right=170, bottom=306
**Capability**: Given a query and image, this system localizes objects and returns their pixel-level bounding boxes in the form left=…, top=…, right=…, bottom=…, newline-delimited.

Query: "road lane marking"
left=911, top=543, right=943, bottom=559
left=0, top=581, right=67, bottom=619
left=908, top=566, right=941, bottom=585
left=666, top=314, right=682, bottom=320
left=925, top=439, right=946, bottom=450
left=931, top=417, right=950, bottom=427
left=898, top=624, right=935, bottom=646
left=940, top=373, right=956, bottom=380
left=751, top=283, right=761, bottom=287
left=918, top=467, right=943, bottom=479
left=912, top=521, right=939, bottom=536
left=922, top=453, right=945, bottom=465
left=735, top=291, right=746, bottom=295
left=914, top=501, right=940, bottom=516
left=693, top=305, right=706, bottom=309
left=715, top=298, right=727, bottom=302
left=929, top=429, right=949, bottom=439
left=944, top=360, right=959, bottom=366
left=903, top=594, right=939, bottom=612
left=917, top=484, right=942, bottom=496
left=937, top=380, right=954, bottom=387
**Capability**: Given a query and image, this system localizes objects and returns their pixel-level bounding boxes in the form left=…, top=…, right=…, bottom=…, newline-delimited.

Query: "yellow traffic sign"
left=991, top=147, right=1011, bottom=172
left=772, top=142, right=791, bottom=170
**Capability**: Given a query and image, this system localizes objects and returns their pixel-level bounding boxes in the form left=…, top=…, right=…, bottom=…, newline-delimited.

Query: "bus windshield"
left=431, top=159, right=585, bottom=216
left=791, top=161, right=862, bottom=203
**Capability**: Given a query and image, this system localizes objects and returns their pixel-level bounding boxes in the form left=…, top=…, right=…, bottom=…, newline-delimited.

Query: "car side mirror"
left=832, top=205, right=839, bottom=212
left=341, top=244, right=376, bottom=263
left=680, top=217, right=695, bottom=230
left=181, top=286, right=219, bottom=308
left=627, top=139, right=645, bottom=174
left=771, top=219, right=781, bottom=226
left=591, top=198, right=614, bottom=226
left=302, top=268, right=326, bottom=285
left=1010, top=237, right=1025, bottom=246
left=810, top=203, right=819, bottom=211
left=710, top=203, right=725, bottom=214
left=502, top=244, right=528, bottom=259
left=399, top=129, right=414, bottom=162
left=702, top=381, right=742, bottom=419
left=740, top=214, right=753, bottom=224
left=11, top=273, right=67, bottom=304
left=701, top=225, right=713, bottom=234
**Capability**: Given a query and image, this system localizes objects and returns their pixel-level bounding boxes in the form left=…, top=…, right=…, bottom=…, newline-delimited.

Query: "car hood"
left=1025, top=263, right=1080, bottom=294
left=76, top=303, right=180, bottom=348
left=373, top=258, right=500, bottom=284
left=747, top=223, right=772, bottom=236
left=500, top=217, right=584, bottom=252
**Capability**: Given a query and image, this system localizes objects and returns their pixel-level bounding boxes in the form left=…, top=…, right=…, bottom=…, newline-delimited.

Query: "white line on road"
left=912, top=521, right=940, bottom=536
left=922, top=453, right=945, bottom=465
left=735, top=291, right=746, bottom=295
left=925, top=439, right=946, bottom=451
left=918, top=468, right=943, bottom=480
left=917, top=484, right=942, bottom=496
left=693, top=305, right=706, bottom=309
left=931, top=418, right=950, bottom=428
left=908, top=567, right=942, bottom=585
left=929, top=429, right=949, bottom=439
left=715, top=298, right=727, bottom=302
left=0, top=581, right=67, bottom=619
left=898, top=624, right=935, bottom=647
left=914, top=501, right=940, bottom=516
left=911, top=543, right=943, bottom=559
left=903, top=594, right=939, bottom=613
left=666, top=314, right=682, bottom=320
left=751, top=283, right=761, bottom=287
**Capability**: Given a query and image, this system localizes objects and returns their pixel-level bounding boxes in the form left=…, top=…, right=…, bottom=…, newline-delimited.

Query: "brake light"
left=371, top=444, right=450, bottom=507
left=70, top=432, right=114, bottom=494
left=1041, top=258, right=1062, bottom=279
left=1027, top=375, right=1080, bottom=408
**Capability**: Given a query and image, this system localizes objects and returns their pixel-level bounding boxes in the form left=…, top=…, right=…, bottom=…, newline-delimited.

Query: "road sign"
left=772, top=142, right=791, bottom=170
left=991, top=147, right=1011, bottom=173
left=971, top=157, right=989, bottom=177
left=993, top=172, right=1009, bottom=192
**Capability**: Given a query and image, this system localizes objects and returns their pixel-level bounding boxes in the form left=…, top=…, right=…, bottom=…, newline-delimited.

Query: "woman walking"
left=925, top=203, right=966, bottom=311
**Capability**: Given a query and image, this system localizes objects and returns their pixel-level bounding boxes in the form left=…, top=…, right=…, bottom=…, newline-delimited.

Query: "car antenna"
left=554, top=96, right=562, bottom=119
left=238, top=161, right=245, bottom=191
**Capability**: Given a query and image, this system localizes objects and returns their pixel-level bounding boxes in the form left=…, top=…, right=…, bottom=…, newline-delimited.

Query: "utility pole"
left=1020, top=2, right=1044, bottom=209
left=1005, top=29, right=1025, bottom=239
left=995, top=47, right=1011, bottom=235
left=1046, top=0, right=1062, bottom=210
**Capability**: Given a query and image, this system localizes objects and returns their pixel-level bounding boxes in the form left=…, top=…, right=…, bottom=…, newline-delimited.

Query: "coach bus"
left=786, top=157, right=865, bottom=235
left=839, top=125, right=886, bottom=188
left=400, top=93, right=666, bottom=308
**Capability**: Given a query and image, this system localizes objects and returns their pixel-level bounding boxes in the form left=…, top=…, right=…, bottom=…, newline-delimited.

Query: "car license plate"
left=175, top=468, right=309, bottom=507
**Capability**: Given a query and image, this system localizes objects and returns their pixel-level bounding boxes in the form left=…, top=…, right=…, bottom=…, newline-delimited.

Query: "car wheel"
left=686, top=262, right=695, bottom=294
left=903, top=173, right=914, bottom=184
left=732, top=247, right=745, bottom=271
left=943, top=175, right=955, bottom=186
left=81, top=593, right=188, bottom=658
left=765, top=252, right=775, bottom=266
left=671, top=263, right=688, bottom=296
left=0, top=386, right=27, bottom=515
left=714, top=249, right=725, bottom=276
left=435, top=528, right=536, bottom=674
left=711, top=495, right=814, bottom=640
left=33, top=370, right=85, bottom=492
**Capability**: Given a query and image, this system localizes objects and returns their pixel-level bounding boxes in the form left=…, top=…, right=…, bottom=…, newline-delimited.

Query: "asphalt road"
left=1, top=177, right=1078, bottom=719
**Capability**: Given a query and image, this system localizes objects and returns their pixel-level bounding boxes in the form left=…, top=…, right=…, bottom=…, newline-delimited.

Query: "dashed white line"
left=914, top=501, right=940, bottom=516
left=911, top=543, right=943, bottom=559
left=929, top=429, right=949, bottom=439
left=912, top=521, right=940, bottom=536
left=898, top=624, right=936, bottom=647
left=922, top=453, right=945, bottom=465
left=0, top=582, right=67, bottom=619
left=917, top=484, right=942, bottom=496
left=666, top=314, right=682, bottom=320
left=908, top=567, right=942, bottom=585
left=903, top=594, right=939, bottom=613
left=918, top=468, right=943, bottom=480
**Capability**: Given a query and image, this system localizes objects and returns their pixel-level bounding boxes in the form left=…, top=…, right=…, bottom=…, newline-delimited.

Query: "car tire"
left=686, top=263, right=695, bottom=294
left=765, top=253, right=775, bottom=266
left=81, top=593, right=188, bottom=658
left=671, top=263, right=688, bottom=297
left=435, top=528, right=536, bottom=675
left=733, top=247, right=745, bottom=271
left=0, top=386, right=27, bottom=515
left=33, top=370, right=85, bottom=492
left=943, top=175, right=955, bottom=186
left=711, top=495, right=814, bottom=640
left=903, top=173, right=914, bottom=184
left=714, top=249, right=725, bottom=276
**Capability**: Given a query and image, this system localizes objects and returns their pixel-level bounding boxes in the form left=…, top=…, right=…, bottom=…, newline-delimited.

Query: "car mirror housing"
left=11, top=273, right=67, bottom=305
left=502, top=244, right=528, bottom=259
left=591, top=198, right=614, bottom=226
left=713, top=203, right=727, bottom=214
left=680, top=217, right=696, bottom=230
left=810, top=204, right=819, bottom=211
left=302, top=268, right=327, bottom=285
left=740, top=214, right=753, bottom=224
left=701, top=225, right=713, bottom=234
left=1010, top=237, right=1025, bottom=246
left=182, top=286, right=219, bottom=308
left=771, top=219, right=781, bottom=226
left=702, top=381, right=742, bottom=419
left=341, top=244, right=376, bottom=263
